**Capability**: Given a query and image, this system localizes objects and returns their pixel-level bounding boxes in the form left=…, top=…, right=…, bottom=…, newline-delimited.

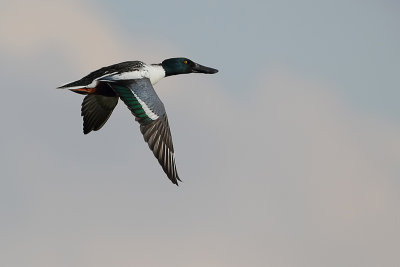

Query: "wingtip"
left=172, top=176, right=182, bottom=186
left=83, top=128, right=91, bottom=135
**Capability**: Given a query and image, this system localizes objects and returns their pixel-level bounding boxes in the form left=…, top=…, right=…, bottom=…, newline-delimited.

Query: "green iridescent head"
left=161, top=58, right=218, bottom=77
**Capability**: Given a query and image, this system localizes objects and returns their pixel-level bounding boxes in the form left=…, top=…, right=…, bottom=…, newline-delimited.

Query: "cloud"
left=163, top=69, right=400, bottom=266
left=0, top=0, right=177, bottom=70
left=1, top=1, right=399, bottom=266
left=3, top=67, right=398, bottom=267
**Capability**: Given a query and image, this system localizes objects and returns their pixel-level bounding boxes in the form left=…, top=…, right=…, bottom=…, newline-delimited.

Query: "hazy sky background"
left=1, top=0, right=399, bottom=266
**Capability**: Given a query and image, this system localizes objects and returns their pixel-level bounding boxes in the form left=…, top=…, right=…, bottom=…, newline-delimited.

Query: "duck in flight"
left=58, top=58, right=218, bottom=185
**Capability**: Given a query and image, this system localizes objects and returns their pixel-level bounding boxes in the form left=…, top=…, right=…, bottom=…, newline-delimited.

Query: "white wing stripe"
left=132, top=92, right=159, bottom=120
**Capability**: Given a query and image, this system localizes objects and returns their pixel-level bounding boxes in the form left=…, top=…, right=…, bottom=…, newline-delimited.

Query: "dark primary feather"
left=81, top=94, right=118, bottom=134
left=106, top=79, right=181, bottom=185
left=140, top=115, right=180, bottom=184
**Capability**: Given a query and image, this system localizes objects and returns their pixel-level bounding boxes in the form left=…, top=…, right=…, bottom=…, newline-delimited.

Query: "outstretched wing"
left=81, top=94, right=118, bottom=134
left=104, top=78, right=181, bottom=185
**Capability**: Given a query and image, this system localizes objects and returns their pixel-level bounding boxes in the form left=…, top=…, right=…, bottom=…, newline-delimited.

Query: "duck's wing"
left=101, top=78, right=180, bottom=185
left=81, top=94, right=119, bottom=134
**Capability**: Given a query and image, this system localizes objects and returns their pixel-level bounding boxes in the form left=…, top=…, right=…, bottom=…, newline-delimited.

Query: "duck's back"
left=59, top=61, right=145, bottom=88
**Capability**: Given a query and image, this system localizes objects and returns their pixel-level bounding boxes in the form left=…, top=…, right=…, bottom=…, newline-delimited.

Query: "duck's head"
left=161, top=58, right=218, bottom=77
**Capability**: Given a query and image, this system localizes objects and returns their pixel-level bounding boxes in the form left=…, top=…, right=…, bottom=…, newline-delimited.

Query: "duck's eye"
left=183, top=60, right=188, bottom=64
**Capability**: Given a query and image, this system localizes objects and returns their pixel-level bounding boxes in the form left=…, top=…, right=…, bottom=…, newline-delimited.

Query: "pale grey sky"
left=1, top=0, right=399, bottom=266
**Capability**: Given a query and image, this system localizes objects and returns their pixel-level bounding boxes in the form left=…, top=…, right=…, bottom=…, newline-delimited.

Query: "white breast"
left=146, top=65, right=166, bottom=85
